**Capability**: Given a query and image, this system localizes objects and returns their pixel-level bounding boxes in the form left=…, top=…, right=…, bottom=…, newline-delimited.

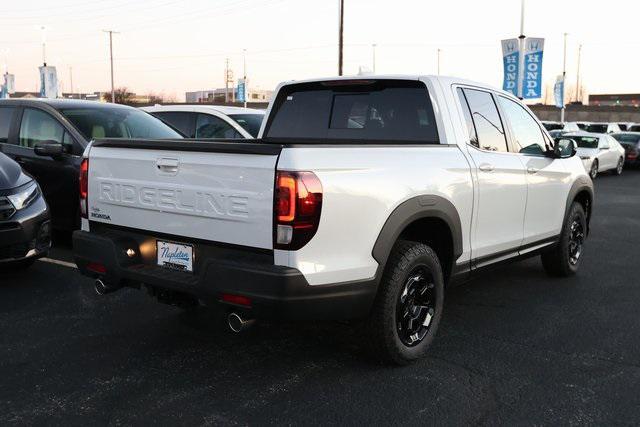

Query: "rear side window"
left=195, top=114, right=241, bottom=139
left=462, top=88, right=507, bottom=152
left=152, top=112, right=195, bottom=137
left=19, top=108, right=65, bottom=148
left=457, top=88, right=479, bottom=148
left=265, top=80, right=439, bottom=143
left=0, top=106, right=15, bottom=143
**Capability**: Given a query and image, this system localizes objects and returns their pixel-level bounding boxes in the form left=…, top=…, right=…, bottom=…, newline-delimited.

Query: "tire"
left=589, top=160, right=598, bottom=179
left=541, top=202, right=587, bottom=277
left=613, top=157, right=624, bottom=175
left=368, top=240, right=445, bottom=365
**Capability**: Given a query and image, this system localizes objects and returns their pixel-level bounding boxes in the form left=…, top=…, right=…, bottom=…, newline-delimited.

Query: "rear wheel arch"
left=372, top=196, right=463, bottom=284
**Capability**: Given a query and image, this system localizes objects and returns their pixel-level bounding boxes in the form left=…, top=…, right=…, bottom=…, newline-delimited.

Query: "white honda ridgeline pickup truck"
left=73, top=76, right=593, bottom=364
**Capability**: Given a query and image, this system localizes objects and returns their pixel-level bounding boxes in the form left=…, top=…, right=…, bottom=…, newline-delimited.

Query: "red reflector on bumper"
left=221, top=293, right=252, bottom=307
left=86, top=262, right=106, bottom=274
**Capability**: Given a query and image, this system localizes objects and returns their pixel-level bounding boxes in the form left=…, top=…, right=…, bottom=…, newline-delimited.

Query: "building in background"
left=589, top=94, right=640, bottom=108
left=185, top=87, right=273, bottom=104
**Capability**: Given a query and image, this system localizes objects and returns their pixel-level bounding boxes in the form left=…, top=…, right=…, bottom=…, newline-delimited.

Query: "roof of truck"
left=274, top=74, right=504, bottom=95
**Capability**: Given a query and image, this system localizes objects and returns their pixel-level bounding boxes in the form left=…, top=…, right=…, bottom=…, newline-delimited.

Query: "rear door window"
left=462, top=88, right=508, bottom=152
left=264, top=80, right=439, bottom=143
left=0, top=106, right=16, bottom=144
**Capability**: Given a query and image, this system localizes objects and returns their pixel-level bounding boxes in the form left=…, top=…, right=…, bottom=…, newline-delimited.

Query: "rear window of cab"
left=264, top=80, right=439, bottom=144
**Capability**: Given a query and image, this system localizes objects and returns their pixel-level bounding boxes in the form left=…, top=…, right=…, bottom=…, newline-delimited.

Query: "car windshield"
left=573, top=136, right=599, bottom=149
left=629, top=125, right=640, bottom=132
left=585, top=124, right=608, bottom=133
left=228, top=114, right=264, bottom=138
left=60, top=107, right=182, bottom=140
left=612, top=133, right=640, bottom=145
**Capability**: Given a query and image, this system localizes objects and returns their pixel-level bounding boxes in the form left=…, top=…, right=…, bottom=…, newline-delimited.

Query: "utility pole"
left=560, top=32, right=568, bottom=122
left=103, top=30, right=119, bottom=103
left=243, top=49, right=247, bottom=108
left=372, top=43, right=376, bottom=73
left=225, top=58, right=229, bottom=103
left=69, top=66, right=74, bottom=96
left=437, top=48, right=441, bottom=75
left=338, top=0, right=344, bottom=76
left=40, top=26, right=47, bottom=66
left=575, top=43, right=582, bottom=103
left=517, top=0, right=526, bottom=99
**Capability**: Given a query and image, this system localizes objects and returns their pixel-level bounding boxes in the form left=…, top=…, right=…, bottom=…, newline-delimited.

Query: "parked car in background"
left=73, top=75, right=593, bottom=364
left=542, top=121, right=563, bottom=131
left=142, top=105, right=265, bottom=139
left=0, top=99, right=182, bottom=232
left=0, top=152, right=50, bottom=270
left=542, top=121, right=580, bottom=134
left=612, top=132, right=640, bottom=167
left=616, top=122, right=635, bottom=131
left=566, top=132, right=626, bottom=178
left=584, top=122, right=621, bottom=134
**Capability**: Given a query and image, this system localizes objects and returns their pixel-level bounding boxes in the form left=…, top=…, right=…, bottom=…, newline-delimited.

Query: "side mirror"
left=553, top=138, right=577, bottom=159
left=34, top=141, right=65, bottom=158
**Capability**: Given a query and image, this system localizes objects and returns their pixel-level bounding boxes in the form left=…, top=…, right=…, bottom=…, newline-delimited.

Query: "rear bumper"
left=72, top=228, right=377, bottom=321
left=0, top=197, right=51, bottom=263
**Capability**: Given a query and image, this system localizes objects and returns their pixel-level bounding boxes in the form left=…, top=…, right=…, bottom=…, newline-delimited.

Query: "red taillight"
left=79, top=158, right=88, bottom=219
left=86, top=262, right=106, bottom=274
left=221, top=293, right=252, bottom=307
left=275, top=171, right=322, bottom=250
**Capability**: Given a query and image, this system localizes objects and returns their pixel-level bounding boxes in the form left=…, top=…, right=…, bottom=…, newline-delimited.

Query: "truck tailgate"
left=86, top=140, right=280, bottom=250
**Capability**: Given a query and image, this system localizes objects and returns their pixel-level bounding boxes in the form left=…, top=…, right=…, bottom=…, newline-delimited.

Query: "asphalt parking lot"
left=1, top=169, right=640, bottom=425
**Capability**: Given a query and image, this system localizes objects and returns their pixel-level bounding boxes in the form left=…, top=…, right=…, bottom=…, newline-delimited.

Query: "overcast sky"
left=1, top=0, right=637, bottom=101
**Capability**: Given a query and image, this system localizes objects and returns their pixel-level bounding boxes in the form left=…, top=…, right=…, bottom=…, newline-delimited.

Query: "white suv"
left=73, top=76, right=593, bottom=364
left=142, top=105, right=265, bottom=139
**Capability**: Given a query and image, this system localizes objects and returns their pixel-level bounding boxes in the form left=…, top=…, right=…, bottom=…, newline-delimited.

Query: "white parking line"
left=38, top=258, right=78, bottom=269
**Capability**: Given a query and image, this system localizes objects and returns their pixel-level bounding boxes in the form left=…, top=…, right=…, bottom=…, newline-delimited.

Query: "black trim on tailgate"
left=91, top=138, right=283, bottom=155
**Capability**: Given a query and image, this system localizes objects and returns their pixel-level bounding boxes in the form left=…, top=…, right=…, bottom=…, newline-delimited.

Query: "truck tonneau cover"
left=91, top=138, right=282, bottom=156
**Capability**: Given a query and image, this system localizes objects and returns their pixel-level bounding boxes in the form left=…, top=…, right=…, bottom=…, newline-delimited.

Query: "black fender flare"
left=564, top=177, right=594, bottom=233
left=372, top=195, right=464, bottom=272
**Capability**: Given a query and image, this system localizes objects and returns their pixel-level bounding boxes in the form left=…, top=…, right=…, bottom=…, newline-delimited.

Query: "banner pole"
left=517, top=0, right=526, bottom=99
left=560, top=32, right=567, bottom=122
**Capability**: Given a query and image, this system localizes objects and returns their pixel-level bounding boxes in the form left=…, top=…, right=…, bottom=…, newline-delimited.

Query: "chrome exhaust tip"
left=94, top=278, right=119, bottom=295
left=227, top=312, right=254, bottom=333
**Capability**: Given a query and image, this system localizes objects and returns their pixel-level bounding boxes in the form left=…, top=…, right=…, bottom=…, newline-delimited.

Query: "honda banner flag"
left=501, top=39, right=519, bottom=96
left=523, top=38, right=544, bottom=99
left=554, top=74, right=564, bottom=109
left=39, top=65, right=58, bottom=99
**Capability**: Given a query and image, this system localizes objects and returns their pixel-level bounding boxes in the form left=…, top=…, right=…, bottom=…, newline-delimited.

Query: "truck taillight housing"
left=275, top=171, right=322, bottom=250
left=79, top=158, right=88, bottom=219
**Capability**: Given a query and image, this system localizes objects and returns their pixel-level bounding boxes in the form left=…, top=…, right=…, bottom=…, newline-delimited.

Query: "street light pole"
left=575, top=43, right=582, bottom=103
left=338, top=0, right=344, bottom=76
left=372, top=43, right=376, bottom=73
left=560, top=32, right=568, bottom=122
left=517, top=0, right=526, bottom=99
left=437, top=48, right=441, bottom=75
left=103, top=30, right=119, bottom=103
left=243, top=49, right=247, bottom=108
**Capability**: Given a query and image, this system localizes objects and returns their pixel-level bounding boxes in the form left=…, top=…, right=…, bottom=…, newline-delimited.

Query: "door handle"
left=527, top=167, right=539, bottom=174
left=156, top=158, right=179, bottom=174
left=478, top=163, right=494, bottom=172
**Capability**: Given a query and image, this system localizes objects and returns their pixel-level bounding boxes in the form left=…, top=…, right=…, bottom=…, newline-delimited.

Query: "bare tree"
left=107, top=87, right=134, bottom=104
